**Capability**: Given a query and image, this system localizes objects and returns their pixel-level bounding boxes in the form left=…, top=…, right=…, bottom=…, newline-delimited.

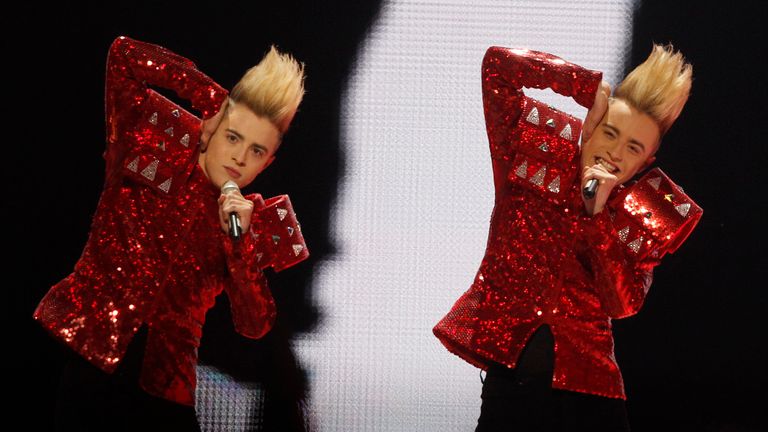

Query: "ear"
left=263, top=155, right=276, bottom=171
left=640, top=154, right=656, bottom=170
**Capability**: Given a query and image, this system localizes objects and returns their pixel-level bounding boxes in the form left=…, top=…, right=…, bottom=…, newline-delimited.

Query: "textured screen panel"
left=196, top=365, right=265, bottom=431
left=295, top=1, right=636, bottom=431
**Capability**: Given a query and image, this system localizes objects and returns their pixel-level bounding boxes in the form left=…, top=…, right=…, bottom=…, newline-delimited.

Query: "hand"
left=200, top=100, right=229, bottom=149
left=218, top=189, right=255, bottom=235
left=581, top=81, right=611, bottom=144
left=581, top=163, right=618, bottom=216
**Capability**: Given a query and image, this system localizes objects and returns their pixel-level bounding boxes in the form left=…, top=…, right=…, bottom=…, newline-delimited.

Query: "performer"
left=433, top=44, right=702, bottom=431
left=34, top=36, right=309, bottom=430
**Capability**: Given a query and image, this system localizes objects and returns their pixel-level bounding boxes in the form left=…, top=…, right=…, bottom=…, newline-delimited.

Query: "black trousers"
left=476, top=326, right=630, bottom=432
left=54, top=326, right=201, bottom=431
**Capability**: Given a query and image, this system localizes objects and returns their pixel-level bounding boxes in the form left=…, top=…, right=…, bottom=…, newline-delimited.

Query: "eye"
left=226, top=133, right=238, bottom=143
left=603, top=129, right=616, bottom=139
left=251, top=146, right=265, bottom=156
left=628, top=145, right=641, bottom=155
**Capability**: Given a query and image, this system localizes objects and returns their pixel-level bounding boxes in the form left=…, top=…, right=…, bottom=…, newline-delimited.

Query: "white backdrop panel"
left=295, top=1, right=636, bottom=430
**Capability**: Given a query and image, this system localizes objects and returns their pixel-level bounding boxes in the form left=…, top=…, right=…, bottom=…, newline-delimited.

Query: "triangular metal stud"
left=526, top=107, right=539, bottom=125
left=164, top=127, right=174, bottom=137
left=127, top=156, right=139, bottom=172
left=256, top=253, right=264, bottom=262
left=158, top=178, right=172, bottom=193
left=559, top=124, right=572, bottom=140
left=157, top=141, right=166, bottom=151
left=627, top=236, right=643, bottom=253
left=618, top=226, right=630, bottom=243
left=180, top=133, right=190, bottom=147
left=149, top=112, right=158, bottom=125
left=538, top=142, right=549, bottom=152
left=547, top=176, right=560, bottom=193
left=545, top=118, right=556, bottom=128
left=529, top=165, right=546, bottom=187
left=272, top=234, right=281, bottom=244
left=515, top=159, right=528, bottom=179
left=647, top=176, right=662, bottom=190
left=675, top=203, right=691, bottom=217
left=171, top=109, right=180, bottom=118
left=292, top=244, right=304, bottom=256
left=664, top=194, right=675, bottom=202
left=140, top=159, right=159, bottom=181
left=287, top=226, right=294, bottom=236
left=277, top=208, right=288, bottom=221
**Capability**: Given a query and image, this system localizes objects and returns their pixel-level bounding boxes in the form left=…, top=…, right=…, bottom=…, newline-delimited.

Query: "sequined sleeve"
left=104, top=36, right=227, bottom=173
left=582, top=168, right=703, bottom=318
left=482, top=46, right=602, bottom=162
left=222, top=228, right=277, bottom=339
left=221, top=194, right=309, bottom=339
left=580, top=210, right=658, bottom=319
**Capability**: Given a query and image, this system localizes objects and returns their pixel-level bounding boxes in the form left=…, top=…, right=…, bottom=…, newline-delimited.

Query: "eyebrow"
left=226, top=128, right=269, bottom=153
left=603, top=124, right=648, bottom=153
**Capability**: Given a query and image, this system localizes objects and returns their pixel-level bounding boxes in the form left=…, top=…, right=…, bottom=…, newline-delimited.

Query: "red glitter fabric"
left=33, top=36, right=309, bottom=406
left=433, top=47, right=702, bottom=399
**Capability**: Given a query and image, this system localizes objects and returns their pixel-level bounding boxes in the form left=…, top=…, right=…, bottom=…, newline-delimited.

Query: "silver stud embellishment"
left=526, top=107, right=540, bottom=125
left=529, top=166, right=547, bottom=187
left=628, top=236, right=643, bottom=253
left=140, top=159, right=159, bottom=181
left=515, top=160, right=528, bottom=179
left=539, top=142, right=549, bottom=152
left=149, top=112, right=158, bottom=125
left=171, top=109, right=180, bottom=118
left=675, top=203, right=691, bottom=217
left=546, top=118, right=555, bottom=128
left=292, top=244, right=304, bottom=256
left=127, top=157, right=139, bottom=172
left=559, top=124, right=572, bottom=140
left=158, top=178, right=172, bottom=193
left=618, top=226, right=630, bottom=243
left=180, top=133, right=190, bottom=147
left=277, top=208, right=288, bottom=221
left=647, top=177, right=662, bottom=190
left=164, top=127, right=174, bottom=137
left=547, top=176, right=560, bottom=193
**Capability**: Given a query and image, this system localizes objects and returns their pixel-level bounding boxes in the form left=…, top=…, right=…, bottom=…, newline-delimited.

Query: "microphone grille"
left=221, top=180, right=240, bottom=194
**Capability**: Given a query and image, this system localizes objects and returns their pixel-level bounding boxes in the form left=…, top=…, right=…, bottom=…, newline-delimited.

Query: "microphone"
left=221, top=180, right=242, bottom=241
left=583, top=178, right=598, bottom=199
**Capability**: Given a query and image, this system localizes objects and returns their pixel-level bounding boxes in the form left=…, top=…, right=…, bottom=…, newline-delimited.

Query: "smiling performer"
left=33, top=36, right=308, bottom=430
left=434, top=45, right=702, bottom=431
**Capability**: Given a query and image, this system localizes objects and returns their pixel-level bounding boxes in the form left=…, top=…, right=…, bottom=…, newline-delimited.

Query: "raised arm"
left=103, top=36, right=227, bottom=172
left=482, top=46, right=602, bottom=161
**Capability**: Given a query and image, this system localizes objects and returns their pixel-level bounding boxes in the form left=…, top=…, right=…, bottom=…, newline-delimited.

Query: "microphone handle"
left=229, top=212, right=242, bottom=240
left=583, top=178, right=598, bottom=199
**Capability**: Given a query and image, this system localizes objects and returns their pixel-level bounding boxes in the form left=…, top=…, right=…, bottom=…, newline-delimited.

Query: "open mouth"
left=595, top=156, right=619, bottom=174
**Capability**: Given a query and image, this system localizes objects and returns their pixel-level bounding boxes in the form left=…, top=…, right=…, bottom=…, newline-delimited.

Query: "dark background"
left=5, top=1, right=766, bottom=430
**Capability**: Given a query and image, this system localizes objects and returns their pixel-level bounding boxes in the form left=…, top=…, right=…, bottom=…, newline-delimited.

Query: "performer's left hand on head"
left=200, top=100, right=228, bottom=149
left=218, top=190, right=255, bottom=234
left=581, top=163, right=618, bottom=216
left=582, top=81, right=611, bottom=144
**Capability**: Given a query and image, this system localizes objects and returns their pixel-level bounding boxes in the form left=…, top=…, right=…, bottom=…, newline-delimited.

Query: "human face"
left=198, top=102, right=280, bottom=189
left=580, top=99, right=661, bottom=185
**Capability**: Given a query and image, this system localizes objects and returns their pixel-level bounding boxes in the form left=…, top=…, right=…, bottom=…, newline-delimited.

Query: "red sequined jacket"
left=433, top=47, right=702, bottom=399
left=33, top=36, right=309, bottom=406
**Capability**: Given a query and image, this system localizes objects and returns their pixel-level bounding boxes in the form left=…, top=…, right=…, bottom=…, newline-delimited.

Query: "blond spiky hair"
left=230, top=45, right=305, bottom=134
left=614, top=44, right=692, bottom=136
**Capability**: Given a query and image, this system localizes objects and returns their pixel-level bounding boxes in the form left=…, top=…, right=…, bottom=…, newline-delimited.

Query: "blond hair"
left=230, top=46, right=305, bottom=134
left=614, top=44, right=692, bottom=136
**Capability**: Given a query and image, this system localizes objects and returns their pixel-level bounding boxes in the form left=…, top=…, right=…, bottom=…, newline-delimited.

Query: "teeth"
left=596, top=157, right=618, bottom=173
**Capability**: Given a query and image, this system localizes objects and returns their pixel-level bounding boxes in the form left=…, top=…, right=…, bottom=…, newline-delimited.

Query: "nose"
left=231, top=145, right=248, bottom=166
left=607, top=146, right=624, bottom=162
